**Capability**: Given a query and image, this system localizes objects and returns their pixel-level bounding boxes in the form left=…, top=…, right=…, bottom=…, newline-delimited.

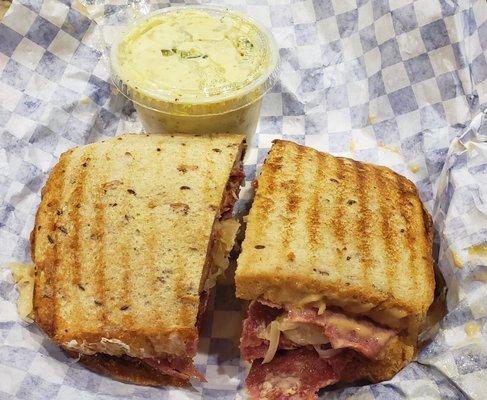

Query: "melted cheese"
left=204, top=218, right=240, bottom=290
left=326, top=314, right=392, bottom=343
left=5, top=263, right=35, bottom=323
left=281, top=324, right=327, bottom=346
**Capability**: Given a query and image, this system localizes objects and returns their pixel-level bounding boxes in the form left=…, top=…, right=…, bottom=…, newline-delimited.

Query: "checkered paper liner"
left=0, top=0, right=486, bottom=398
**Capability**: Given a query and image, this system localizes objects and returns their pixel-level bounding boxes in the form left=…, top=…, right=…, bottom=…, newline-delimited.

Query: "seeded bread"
left=31, top=133, right=245, bottom=359
left=236, top=140, right=434, bottom=330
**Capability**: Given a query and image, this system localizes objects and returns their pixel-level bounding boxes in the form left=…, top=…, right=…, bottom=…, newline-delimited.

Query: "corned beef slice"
left=246, top=348, right=345, bottom=400
left=241, top=301, right=396, bottom=361
left=241, top=300, right=398, bottom=398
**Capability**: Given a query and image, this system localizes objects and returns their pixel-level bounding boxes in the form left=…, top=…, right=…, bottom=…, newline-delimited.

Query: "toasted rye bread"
left=32, top=133, right=245, bottom=359
left=236, top=140, right=434, bottom=331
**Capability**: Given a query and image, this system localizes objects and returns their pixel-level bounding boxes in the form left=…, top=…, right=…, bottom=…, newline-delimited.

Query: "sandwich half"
left=31, top=133, right=246, bottom=385
left=236, top=140, right=434, bottom=399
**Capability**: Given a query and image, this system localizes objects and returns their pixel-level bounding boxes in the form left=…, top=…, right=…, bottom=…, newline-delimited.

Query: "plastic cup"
left=110, top=5, right=279, bottom=139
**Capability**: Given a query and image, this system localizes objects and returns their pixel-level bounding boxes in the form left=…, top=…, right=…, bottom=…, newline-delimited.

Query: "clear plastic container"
left=110, top=5, right=279, bottom=139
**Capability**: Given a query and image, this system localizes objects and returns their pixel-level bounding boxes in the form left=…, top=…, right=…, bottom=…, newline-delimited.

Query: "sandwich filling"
left=241, top=300, right=397, bottom=399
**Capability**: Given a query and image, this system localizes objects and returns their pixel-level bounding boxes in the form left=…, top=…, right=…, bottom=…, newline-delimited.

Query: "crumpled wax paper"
left=0, top=0, right=486, bottom=399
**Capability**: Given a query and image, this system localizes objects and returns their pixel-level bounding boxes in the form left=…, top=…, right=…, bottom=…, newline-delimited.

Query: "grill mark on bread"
left=373, top=168, right=397, bottom=292
left=281, top=148, right=304, bottom=251
left=396, top=175, right=419, bottom=294
left=330, top=157, right=346, bottom=272
left=253, top=147, right=279, bottom=238
left=175, top=142, right=193, bottom=326
left=306, top=151, right=324, bottom=268
left=353, top=160, right=373, bottom=281
left=119, top=155, right=134, bottom=326
left=94, top=174, right=107, bottom=327
left=146, top=232, right=157, bottom=304
left=69, top=153, right=91, bottom=288
left=120, top=208, right=132, bottom=326
left=45, top=157, right=68, bottom=337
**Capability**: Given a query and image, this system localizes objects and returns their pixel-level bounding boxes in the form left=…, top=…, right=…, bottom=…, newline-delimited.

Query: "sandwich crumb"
left=450, top=249, right=463, bottom=268
left=378, top=142, right=400, bottom=154
left=465, top=321, right=480, bottom=337
left=349, top=138, right=357, bottom=152
left=408, top=164, right=420, bottom=173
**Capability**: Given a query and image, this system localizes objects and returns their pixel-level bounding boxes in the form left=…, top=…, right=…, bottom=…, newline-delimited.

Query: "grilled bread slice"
left=236, top=140, right=434, bottom=331
left=31, top=133, right=245, bottom=359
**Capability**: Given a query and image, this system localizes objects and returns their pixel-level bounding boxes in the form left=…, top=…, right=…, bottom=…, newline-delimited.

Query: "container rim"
left=110, top=4, right=280, bottom=115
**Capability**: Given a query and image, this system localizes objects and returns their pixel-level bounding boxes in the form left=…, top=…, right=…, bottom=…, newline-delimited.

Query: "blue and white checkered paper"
left=0, top=0, right=486, bottom=399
